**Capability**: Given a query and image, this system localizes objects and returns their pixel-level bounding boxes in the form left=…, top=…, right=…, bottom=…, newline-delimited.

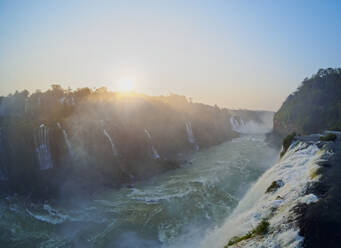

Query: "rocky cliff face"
left=0, top=87, right=273, bottom=199
left=273, top=68, right=341, bottom=137
left=0, top=86, right=276, bottom=199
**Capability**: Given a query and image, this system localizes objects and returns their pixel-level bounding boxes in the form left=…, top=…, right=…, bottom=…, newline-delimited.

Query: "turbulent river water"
left=0, top=134, right=279, bottom=248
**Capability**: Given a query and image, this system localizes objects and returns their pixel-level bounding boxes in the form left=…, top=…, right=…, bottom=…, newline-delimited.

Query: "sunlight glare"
left=117, top=79, right=134, bottom=92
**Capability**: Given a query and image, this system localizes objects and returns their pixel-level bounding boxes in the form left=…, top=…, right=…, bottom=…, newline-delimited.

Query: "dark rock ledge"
left=295, top=131, right=341, bottom=248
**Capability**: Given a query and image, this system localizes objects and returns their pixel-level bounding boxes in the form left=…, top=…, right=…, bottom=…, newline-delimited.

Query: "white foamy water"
left=230, top=116, right=272, bottom=134
left=34, top=124, right=54, bottom=170
left=57, top=122, right=73, bottom=157
left=104, top=129, right=119, bottom=157
left=185, top=121, right=199, bottom=150
left=200, top=141, right=329, bottom=248
left=145, top=129, right=161, bottom=159
left=0, top=134, right=278, bottom=248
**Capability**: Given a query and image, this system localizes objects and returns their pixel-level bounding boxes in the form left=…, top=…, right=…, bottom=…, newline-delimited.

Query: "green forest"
left=274, top=68, right=341, bottom=136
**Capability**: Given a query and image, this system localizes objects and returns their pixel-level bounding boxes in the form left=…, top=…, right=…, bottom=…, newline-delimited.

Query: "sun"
left=117, top=79, right=134, bottom=92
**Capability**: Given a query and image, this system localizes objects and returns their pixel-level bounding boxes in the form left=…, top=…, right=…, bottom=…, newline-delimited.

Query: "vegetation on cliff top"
left=225, top=219, right=270, bottom=247
left=274, top=68, right=341, bottom=136
left=280, top=132, right=296, bottom=157
left=265, top=180, right=284, bottom=193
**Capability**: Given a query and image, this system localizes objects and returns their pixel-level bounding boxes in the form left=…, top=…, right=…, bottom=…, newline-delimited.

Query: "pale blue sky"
left=1, top=0, right=340, bottom=110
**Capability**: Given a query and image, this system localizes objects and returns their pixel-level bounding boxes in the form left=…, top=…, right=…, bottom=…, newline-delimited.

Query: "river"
left=0, top=134, right=279, bottom=248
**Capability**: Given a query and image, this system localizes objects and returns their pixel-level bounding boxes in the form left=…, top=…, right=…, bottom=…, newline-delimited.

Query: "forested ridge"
left=273, top=68, right=341, bottom=136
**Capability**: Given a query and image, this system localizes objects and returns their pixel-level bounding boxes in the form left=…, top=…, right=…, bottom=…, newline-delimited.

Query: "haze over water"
left=0, top=133, right=278, bottom=247
left=1, top=1, right=340, bottom=247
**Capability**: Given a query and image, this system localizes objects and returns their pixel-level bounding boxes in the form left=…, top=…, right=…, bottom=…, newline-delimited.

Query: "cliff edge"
left=203, top=132, right=341, bottom=248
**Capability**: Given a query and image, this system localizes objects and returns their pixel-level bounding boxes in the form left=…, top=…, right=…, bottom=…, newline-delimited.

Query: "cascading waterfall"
left=0, top=128, right=7, bottom=180
left=144, top=129, right=152, bottom=140
left=144, top=129, right=160, bottom=160
left=103, top=129, right=119, bottom=157
left=56, top=122, right=73, bottom=157
left=230, top=116, right=272, bottom=134
left=200, top=140, right=326, bottom=248
left=230, top=116, right=244, bottom=133
left=0, top=134, right=279, bottom=248
left=34, top=124, right=53, bottom=170
left=185, top=121, right=199, bottom=150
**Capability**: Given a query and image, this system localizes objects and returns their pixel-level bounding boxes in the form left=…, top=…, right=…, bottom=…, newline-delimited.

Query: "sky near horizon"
left=1, top=0, right=341, bottom=111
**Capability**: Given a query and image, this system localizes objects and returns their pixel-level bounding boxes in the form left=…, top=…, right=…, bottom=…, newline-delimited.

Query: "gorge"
left=0, top=86, right=277, bottom=247
left=0, top=87, right=273, bottom=199
left=0, top=122, right=277, bottom=248
left=1, top=68, right=340, bottom=248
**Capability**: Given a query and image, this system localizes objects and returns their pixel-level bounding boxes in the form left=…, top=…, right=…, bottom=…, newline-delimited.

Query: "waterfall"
left=34, top=124, right=53, bottom=170
left=144, top=129, right=152, bottom=140
left=230, top=116, right=256, bottom=133
left=144, top=129, right=160, bottom=160
left=200, top=141, right=326, bottom=248
left=103, top=129, right=119, bottom=157
left=185, top=121, right=199, bottom=151
left=0, top=129, right=7, bottom=180
left=230, top=116, right=273, bottom=134
left=56, top=122, right=73, bottom=157
left=151, top=146, right=160, bottom=160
